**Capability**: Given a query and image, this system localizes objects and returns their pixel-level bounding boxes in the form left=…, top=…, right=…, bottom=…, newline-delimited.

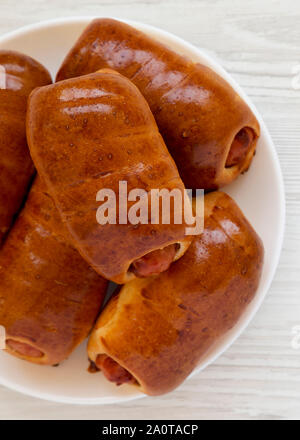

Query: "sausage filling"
left=6, top=339, right=44, bottom=358
left=95, top=354, right=137, bottom=386
left=130, top=243, right=177, bottom=278
left=226, top=127, right=255, bottom=168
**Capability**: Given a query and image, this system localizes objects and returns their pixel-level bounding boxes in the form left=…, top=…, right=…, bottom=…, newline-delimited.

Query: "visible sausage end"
left=95, top=354, right=137, bottom=386
left=226, top=127, right=255, bottom=168
left=130, top=243, right=177, bottom=278
left=6, top=339, right=44, bottom=358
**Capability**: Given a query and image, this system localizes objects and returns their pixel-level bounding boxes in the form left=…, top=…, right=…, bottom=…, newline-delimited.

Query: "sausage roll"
left=88, top=191, right=264, bottom=395
left=0, top=179, right=108, bottom=366
left=27, top=70, right=191, bottom=284
left=56, top=18, right=260, bottom=190
left=0, top=50, right=51, bottom=244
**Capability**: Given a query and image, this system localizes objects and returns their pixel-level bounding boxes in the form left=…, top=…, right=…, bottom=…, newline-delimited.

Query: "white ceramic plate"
left=0, top=17, right=285, bottom=405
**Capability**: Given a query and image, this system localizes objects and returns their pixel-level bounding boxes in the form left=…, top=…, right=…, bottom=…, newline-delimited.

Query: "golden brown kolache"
left=88, top=192, right=264, bottom=395
left=0, top=50, right=51, bottom=244
left=0, top=179, right=108, bottom=366
left=56, top=18, right=260, bottom=190
left=26, top=69, right=191, bottom=284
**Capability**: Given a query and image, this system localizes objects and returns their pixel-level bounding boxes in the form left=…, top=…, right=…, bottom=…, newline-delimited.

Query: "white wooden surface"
left=0, top=0, right=299, bottom=420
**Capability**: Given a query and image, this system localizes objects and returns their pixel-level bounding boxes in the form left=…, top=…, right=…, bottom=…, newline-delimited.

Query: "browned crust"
left=56, top=18, right=260, bottom=190
left=0, top=50, right=52, bottom=245
left=27, top=70, right=191, bottom=284
left=88, top=191, right=264, bottom=395
left=0, top=178, right=108, bottom=365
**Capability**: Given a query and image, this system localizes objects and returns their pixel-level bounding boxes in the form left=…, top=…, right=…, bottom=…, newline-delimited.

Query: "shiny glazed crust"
left=0, top=50, right=52, bottom=244
left=27, top=70, right=191, bottom=284
left=88, top=191, right=264, bottom=395
left=56, top=18, right=260, bottom=190
left=0, top=179, right=108, bottom=365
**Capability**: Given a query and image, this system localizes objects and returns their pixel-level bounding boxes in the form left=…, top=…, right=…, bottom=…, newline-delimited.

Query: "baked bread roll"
left=27, top=70, right=191, bottom=284
left=88, top=191, right=264, bottom=395
left=0, top=50, right=51, bottom=244
left=0, top=179, right=108, bottom=366
left=56, top=18, right=260, bottom=190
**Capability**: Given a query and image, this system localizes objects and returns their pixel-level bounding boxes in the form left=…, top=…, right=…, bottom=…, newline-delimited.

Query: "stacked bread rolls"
left=0, top=19, right=264, bottom=396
